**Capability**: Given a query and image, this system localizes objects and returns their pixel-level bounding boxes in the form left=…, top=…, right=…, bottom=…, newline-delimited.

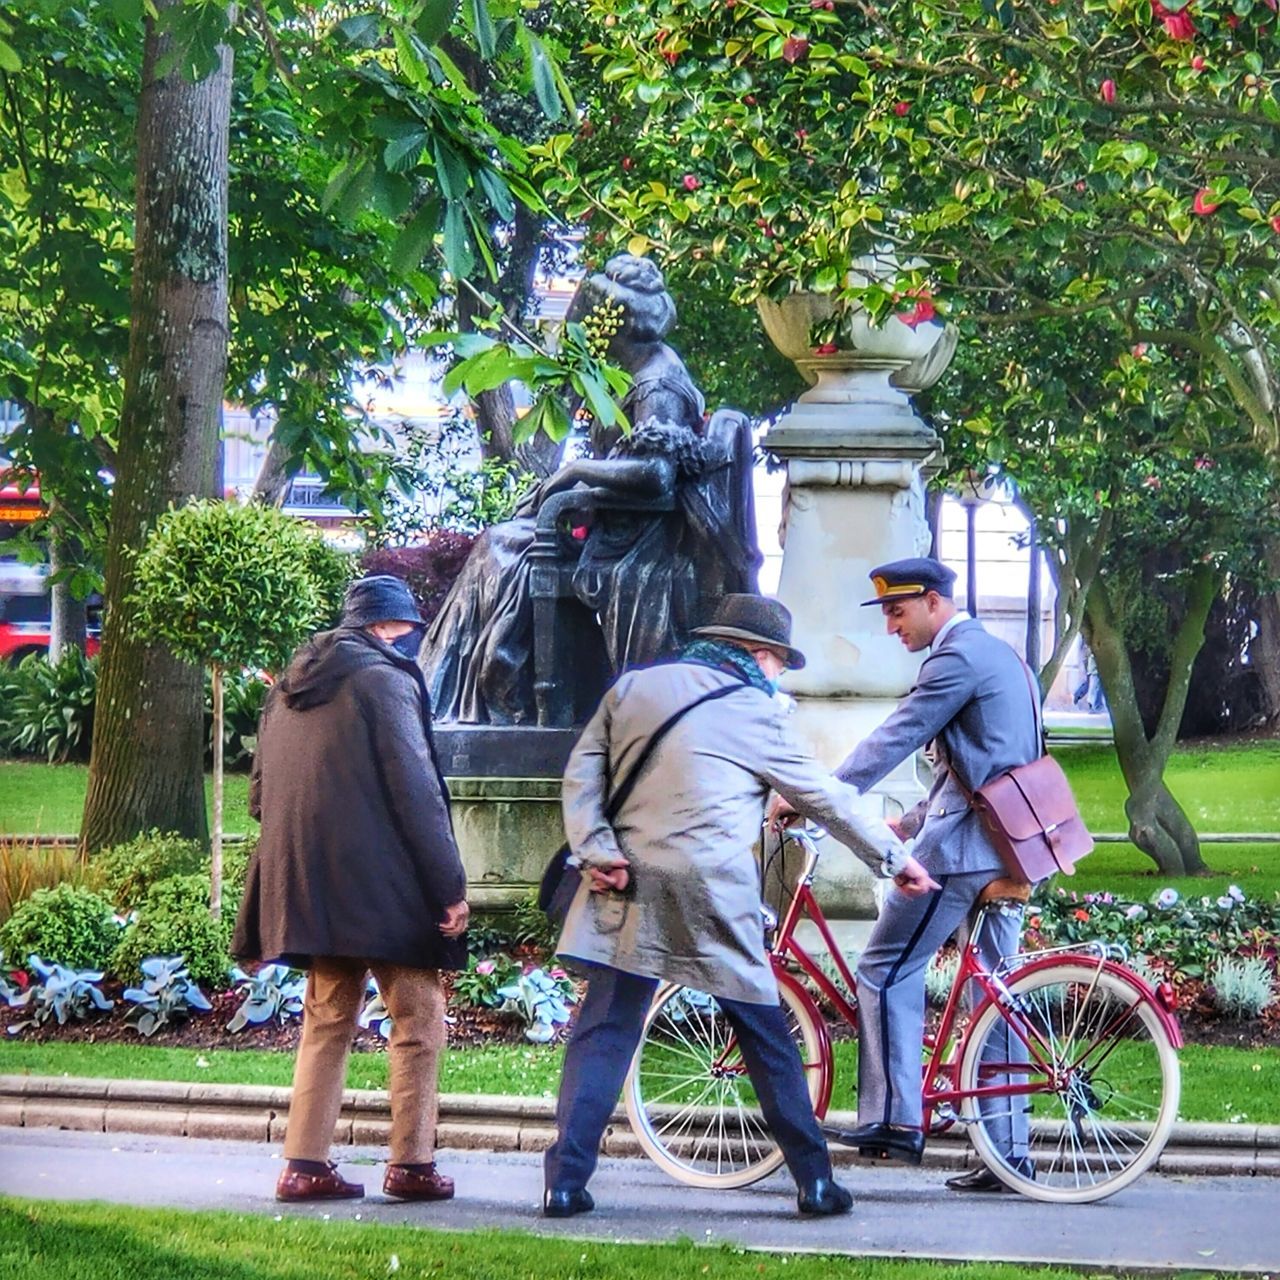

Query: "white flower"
left=1125, top=904, right=1145, bottom=920
left=1228, top=884, right=1246, bottom=904
left=1216, top=896, right=1234, bottom=911
left=1154, top=888, right=1179, bottom=909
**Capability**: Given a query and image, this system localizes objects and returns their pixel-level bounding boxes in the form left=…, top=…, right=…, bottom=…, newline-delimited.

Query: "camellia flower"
left=1191, top=54, right=1206, bottom=70
left=813, top=341, right=839, bottom=355
left=1271, top=214, right=1280, bottom=234
left=781, top=35, right=810, bottom=64
left=1154, top=887, right=1180, bottom=909
left=893, top=100, right=911, bottom=117
left=1100, top=79, right=1117, bottom=103
left=475, top=959, right=496, bottom=976
left=682, top=173, right=701, bottom=192
left=896, top=287, right=937, bottom=329
left=1152, top=0, right=1196, bottom=40
left=1192, top=188, right=1220, bottom=215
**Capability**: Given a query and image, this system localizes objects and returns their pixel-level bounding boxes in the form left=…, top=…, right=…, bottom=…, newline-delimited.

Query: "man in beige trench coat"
left=543, top=593, right=938, bottom=1220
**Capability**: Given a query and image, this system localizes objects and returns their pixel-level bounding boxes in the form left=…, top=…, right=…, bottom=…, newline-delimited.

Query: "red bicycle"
left=623, top=828, right=1182, bottom=1204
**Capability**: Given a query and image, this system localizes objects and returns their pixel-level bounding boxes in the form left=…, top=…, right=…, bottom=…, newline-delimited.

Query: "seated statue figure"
left=419, top=255, right=760, bottom=726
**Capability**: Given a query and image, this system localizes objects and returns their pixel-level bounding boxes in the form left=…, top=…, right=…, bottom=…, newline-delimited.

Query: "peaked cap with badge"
left=860, top=557, right=957, bottom=607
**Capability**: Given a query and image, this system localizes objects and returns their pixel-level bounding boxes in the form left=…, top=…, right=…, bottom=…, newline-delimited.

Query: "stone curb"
left=2, top=1074, right=1276, bottom=1176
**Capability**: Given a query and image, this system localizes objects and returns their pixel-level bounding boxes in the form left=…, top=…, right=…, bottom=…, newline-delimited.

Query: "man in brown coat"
left=234, top=575, right=469, bottom=1203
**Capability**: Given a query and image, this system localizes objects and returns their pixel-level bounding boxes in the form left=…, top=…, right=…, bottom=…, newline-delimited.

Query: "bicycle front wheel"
left=959, top=960, right=1180, bottom=1204
left=623, top=972, right=831, bottom=1190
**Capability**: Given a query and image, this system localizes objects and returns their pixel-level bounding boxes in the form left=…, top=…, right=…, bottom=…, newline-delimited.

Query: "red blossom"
left=1192, top=188, right=1220, bottom=215
left=661, top=49, right=679, bottom=65
left=1131, top=343, right=1148, bottom=358
left=622, top=156, right=633, bottom=171
left=895, top=287, right=937, bottom=328
left=570, top=525, right=589, bottom=541
left=1190, top=54, right=1206, bottom=70
left=813, top=341, right=839, bottom=355
left=1100, top=79, right=1117, bottom=103
left=1073, top=908, right=1090, bottom=922
left=682, top=173, right=701, bottom=192
left=1270, top=214, right=1280, bottom=234
left=743, top=93, right=758, bottom=105
left=1225, top=12, right=1240, bottom=26
left=782, top=35, right=810, bottom=64
left=1194, top=457, right=1215, bottom=470
left=1143, top=474, right=1163, bottom=490
left=795, top=128, right=809, bottom=141
left=1152, top=0, right=1196, bottom=39
left=893, top=100, right=912, bottom=116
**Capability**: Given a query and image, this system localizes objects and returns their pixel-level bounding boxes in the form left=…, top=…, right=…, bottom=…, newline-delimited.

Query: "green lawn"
left=0, top=762, right=256, bottom=838
left=0, top=1199, right=1190, bottom=1280
left=2, top=1038, right=1277, bottom=1126
left=1050, top=742, right=1280, bottom=901
left=2, top=741, right=1277, bottom=897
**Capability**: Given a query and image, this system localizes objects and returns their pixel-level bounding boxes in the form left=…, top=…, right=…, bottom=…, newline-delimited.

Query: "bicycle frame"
left=763, top=828, right=1181, bottom=1131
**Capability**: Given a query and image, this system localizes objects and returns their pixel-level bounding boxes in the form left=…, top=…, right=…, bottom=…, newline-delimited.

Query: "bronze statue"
left=420, top=256, right=761, bottom=726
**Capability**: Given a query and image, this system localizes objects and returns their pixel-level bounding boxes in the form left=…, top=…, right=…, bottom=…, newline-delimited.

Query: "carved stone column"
left=758, top=290, right=956, bottom=917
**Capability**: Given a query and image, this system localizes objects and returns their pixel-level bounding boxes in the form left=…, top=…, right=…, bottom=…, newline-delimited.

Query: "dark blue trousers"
left=544, top=964, right=832, bottom=1194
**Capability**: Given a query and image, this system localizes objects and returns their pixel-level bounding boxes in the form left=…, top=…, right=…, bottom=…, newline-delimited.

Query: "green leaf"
left=390, top=200, right=440, bottom=276
left=467, top=0, right=496, bottom=59
left=477, top=166, right=516, bottom=223
left=383, top=130, right=428, bottom=172
left=0, top=39, right=20, bottom=73
left=415, top=0, right=459, bottom=47
left=442, top=201, right=475, bottom=280
left=636, top=82, right=664, bottom=105
left=336, top=13, right=382, bottom=47
left=526, top=32, right=561, bottom=122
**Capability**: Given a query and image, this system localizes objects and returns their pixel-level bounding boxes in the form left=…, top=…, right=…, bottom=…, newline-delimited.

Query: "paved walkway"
left=2, top=1128, right=1275, bottom=1273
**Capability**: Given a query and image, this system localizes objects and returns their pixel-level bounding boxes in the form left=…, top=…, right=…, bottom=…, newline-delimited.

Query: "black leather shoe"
left=946, top=1159, right=1034, bottom=1193
left=543, top=1187, right=595, bottom=1218
left=821, top=1121, right=924, bottom=1165
left=797, top=1177, right=853, bottom=1216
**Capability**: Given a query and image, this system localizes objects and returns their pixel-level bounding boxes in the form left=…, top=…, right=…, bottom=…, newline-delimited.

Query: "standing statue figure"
left=420, top=256, right=761, bottom=725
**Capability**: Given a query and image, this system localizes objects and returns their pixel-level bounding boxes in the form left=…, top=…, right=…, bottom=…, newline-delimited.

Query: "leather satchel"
left=538, top=678, right=749, bottom=927
left=959, top=664, right=1094, bottom=884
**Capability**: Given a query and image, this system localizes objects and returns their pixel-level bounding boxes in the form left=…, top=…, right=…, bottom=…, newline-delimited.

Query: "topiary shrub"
left=0, top=884, right=120, bottom=972
left=89, top=831, right=206, bottom=913
left=111, top=874, right=234, bottom=988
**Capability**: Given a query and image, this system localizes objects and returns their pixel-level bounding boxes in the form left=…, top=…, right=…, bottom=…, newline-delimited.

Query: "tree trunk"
left=81, top=5, right=232, bottom=853
left=251, top=434, right=292, bottom=506
left=210, top=660, right=224, bottom=918
left=1085, top=572, right=1214, bottom=877
left=47, top=512, right=87, bottom=663
left=1254, top=535, right=1280, bottom=726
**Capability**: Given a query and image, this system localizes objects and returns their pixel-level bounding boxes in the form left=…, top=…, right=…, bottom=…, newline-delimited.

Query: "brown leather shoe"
left=383, top=1163, right=455, bottom=1202
left=275, top=1163, right=364, bottom=1202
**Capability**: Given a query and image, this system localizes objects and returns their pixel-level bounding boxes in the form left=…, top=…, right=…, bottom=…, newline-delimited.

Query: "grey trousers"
left=856, top=870, right=1028, bottom=1157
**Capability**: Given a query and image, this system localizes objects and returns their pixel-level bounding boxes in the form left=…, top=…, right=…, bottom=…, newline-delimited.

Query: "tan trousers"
left=285, top=957, right=446, bottom=1165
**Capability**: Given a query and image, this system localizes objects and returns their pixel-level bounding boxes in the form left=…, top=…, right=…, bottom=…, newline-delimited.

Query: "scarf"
left=679, top=638, right=774, bottom=696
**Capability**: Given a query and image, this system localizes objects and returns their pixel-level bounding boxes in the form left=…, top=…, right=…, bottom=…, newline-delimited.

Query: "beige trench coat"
left=558, top=661, right=902, bottom=1005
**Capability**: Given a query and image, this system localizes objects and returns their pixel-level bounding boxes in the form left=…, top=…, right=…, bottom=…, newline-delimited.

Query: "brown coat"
left=233, top=628, right=467, bottom=971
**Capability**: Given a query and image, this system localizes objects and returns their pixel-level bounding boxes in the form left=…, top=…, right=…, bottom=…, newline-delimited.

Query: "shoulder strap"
left=605, top=678, right=747, bottom=820
left=949, top=658, right=1045, bottom=805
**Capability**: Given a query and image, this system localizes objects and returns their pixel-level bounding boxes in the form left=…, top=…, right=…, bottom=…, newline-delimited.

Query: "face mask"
left=391, top=629, right=424, bottom=660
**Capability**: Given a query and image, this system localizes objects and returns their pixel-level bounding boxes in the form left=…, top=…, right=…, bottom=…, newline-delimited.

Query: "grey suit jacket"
left=835, top=617, right=1041, bottom=878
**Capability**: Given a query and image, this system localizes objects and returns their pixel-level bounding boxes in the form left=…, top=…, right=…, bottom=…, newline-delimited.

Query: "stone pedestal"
left=758, top=289, right=956, bottom=916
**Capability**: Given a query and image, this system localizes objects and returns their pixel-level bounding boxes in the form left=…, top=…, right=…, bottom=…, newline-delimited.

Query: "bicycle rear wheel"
left=623, top=972, right=831, bottom=1189
left=959, top=960, right=1180, bottom=1203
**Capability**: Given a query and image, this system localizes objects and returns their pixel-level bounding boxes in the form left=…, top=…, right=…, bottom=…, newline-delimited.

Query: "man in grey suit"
left=773, top=557, right=1040, bottom=1190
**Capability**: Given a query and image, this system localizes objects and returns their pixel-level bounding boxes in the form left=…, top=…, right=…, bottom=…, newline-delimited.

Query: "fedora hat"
left=692, top=593, right=806, bottom=669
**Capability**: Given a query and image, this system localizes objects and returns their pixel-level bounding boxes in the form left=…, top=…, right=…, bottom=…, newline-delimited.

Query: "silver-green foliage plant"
left=5, top=955, right=113, bottom=1033
left=226, top=963, right=305, bottom=1032
left=122, top=955, right=213, bottom=1037
left=1208, top=956, right=1277, bottom=1022
left=130, top=499, right=345, bottom=920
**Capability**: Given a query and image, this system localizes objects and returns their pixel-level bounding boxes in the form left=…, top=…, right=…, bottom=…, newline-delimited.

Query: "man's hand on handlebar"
left=587, top=859, right=630, bottom=893
left=767, top=795, right=800, bottom=832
